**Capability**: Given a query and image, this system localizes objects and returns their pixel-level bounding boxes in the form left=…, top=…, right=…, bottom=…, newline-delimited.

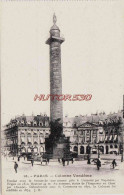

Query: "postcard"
left=1, top=0, right=124, bottom=195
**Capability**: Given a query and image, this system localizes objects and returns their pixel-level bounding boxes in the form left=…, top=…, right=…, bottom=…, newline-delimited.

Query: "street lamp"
left=95, top=142, right=100, bottom=158
left=121, top=121, right=124, bottom=162
left=87, top=143, right=91, bottom=164
left=121, top=95, right=124, bottom=162
left=98, top=144, right=100, bottom=158
left=119, top=117, right=124, bottom=162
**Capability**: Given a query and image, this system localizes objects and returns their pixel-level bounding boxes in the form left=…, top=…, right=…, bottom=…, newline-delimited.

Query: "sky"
left=1, top=1, right=124, bottom=126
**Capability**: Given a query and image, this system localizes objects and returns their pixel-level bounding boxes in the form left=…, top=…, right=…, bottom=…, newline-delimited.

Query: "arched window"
left=73, top=146, right=78, bottom=153
left=34, top=141, right=38, bottom=145
left=86, top=145, right=91, bottom=154
left=27, top=147, right=32, bottom=153
left=99, top=146, right=104, bottom=154
left=80, top=146, right=84, bottom=154
left=39, top=136, right=44, bottom=144
left=27, top=133, right=32, bottom=143
left=40, top=147, right=44, bottom=153
left=21, top=142, right=25, bottom=147
left=115, top=145, right=118, bottom=148
left=20, top=133, right=25, bottom=143
left=110, top=145, right=113, bottom=148
left=34, top=147, right=38, bottom=153
left=33, top=133, right=38, bottom=143
left=45, top=133, right=49, bottom=137
left=21, top=147, right=26, bottom=153
left=106, top=145, right=109, bottom=154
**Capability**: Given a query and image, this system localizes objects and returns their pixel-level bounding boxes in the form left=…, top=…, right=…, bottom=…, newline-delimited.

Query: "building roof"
left=5, top=111, right=123, bottom=129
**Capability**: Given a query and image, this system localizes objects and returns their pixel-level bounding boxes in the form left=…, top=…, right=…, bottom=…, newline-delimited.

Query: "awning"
left=109, top=135, right=112, bottom=141
left=40, top=137, right=44, bottom=143
left=27, top=137, right=31, bottom=142
left=21, top=148, right=26, bottom=153
left=21, top=137, right=25, bottom=142
left=100, top=137, right=103, bottom=141
left=99, top=128, right=103, bottom=133
left=34, top=147, right=38, bottom=152
left=21, top=120, right=24, bottom=124
left=40, top=147, right=44, bottom=152
left=27, top=148, right=31, bottom=152
left=114, top=135, right=117, bottom=141
left=34, top=137, right=38, bottom=142
left=92, top=148, right=97, bottom=151
left=33, top=121, right=37, bottom=125
left=105, top=136, right=108, bottom=141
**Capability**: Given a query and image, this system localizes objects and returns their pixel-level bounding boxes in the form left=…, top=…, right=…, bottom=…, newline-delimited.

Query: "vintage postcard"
left=0, top=0, right=124, bottom=195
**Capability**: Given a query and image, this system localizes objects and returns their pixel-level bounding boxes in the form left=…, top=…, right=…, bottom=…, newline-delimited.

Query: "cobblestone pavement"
left=2, top=156, right=124, bottom=176
left=1, top=156, right=124, bottom=195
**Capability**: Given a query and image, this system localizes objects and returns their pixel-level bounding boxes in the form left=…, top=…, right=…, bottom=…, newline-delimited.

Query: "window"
left=73, top=146, right=78, bottom=153
left=80, top=146, right=84, bottom=154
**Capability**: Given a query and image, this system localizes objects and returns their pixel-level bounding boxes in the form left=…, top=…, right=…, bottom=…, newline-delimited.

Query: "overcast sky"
left=1, top=1, right=124, bottom=126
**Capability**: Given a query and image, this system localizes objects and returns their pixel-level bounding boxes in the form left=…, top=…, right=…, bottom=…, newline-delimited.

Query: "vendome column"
left=46, top=14, right=65, bottom=124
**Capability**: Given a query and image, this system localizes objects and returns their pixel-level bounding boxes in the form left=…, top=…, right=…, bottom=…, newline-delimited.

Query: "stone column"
left=46, top=14, right=65, bottom=124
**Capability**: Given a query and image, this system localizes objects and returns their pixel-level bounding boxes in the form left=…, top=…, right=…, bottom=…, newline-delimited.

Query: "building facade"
left=3, top=112, right=124, bottom=157
left=4, top=115, right=50, bottom=156
left=63, top=112, right=124, bottom=156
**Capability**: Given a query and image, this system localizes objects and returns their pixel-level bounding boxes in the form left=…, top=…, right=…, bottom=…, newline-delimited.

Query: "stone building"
left=3, top=111, right=124, bottom=157
left=63, top=111, right=124, bottom=156
left=4, top=115, right=50, bottom=156
left=63, top=122, right=105, bottom=155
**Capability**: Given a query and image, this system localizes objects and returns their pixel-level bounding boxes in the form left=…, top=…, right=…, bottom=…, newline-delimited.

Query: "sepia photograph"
left=1, top=1, right=124, bottom=195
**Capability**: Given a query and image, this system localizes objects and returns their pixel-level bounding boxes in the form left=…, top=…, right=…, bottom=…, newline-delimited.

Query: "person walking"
left=87, top=154, right=91, bottom=164
left=62, top=158, right=65, bottom=166
left=47, top=158, right=49, bottom=164
left=112, top=159, right=117, bottom=169
left=41, top=156, right=43, bottom=165
left=96, top=158, right=101, bottom=170
left=31, top=159, right=34, bottom=166
left=18, top=156, right=20, bottom=161
left=45, top=158, right=48, bottom=165
left=14, top=162, right=18, bottom=173
left=62, top=158, right=64, bottom=166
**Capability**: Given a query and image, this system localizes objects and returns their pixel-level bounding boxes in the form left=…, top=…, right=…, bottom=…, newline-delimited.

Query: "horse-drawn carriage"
left=27, top=153, right=49, bottom=165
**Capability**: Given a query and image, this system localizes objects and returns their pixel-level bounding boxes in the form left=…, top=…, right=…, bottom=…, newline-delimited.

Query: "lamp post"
left=98, top=144, right=100, bottom=158
left=87, top=143, right=91, bottom=164
left=95, top=142, right=100, bottom=158
left=119, top=116, right=124, bottom=162
left=121, top=129, right=123, bottom=162
left=121, top=95, right=124, bottom=162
